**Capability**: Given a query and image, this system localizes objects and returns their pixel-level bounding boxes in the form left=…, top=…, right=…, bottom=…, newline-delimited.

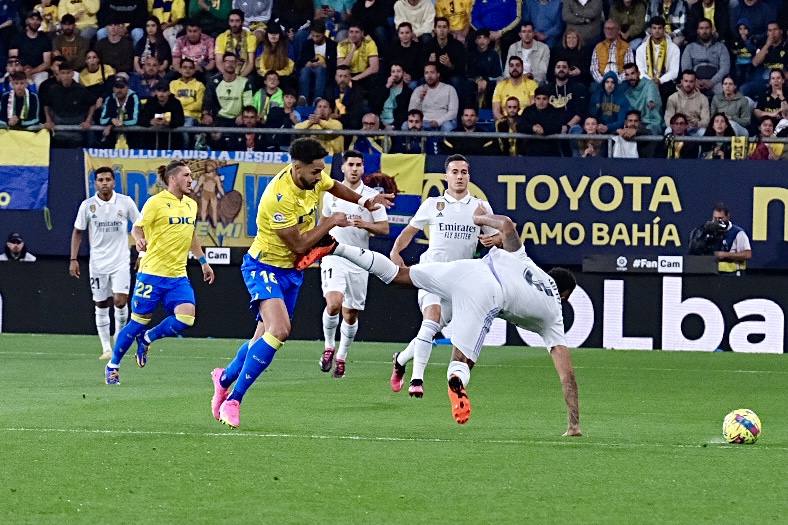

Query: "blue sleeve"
left=123, top=94, right=140, bottom=126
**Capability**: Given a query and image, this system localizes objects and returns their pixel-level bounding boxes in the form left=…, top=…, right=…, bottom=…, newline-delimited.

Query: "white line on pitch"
left=2, top=427, right=785, bottom=450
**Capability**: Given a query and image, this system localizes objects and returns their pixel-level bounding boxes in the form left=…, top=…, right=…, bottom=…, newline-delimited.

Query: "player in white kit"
left=310, top=207, right=581, bottom=435
left=70, top=167, right=141, bottom=360
left=389, top=154, right=500, bottom=398
left=319, top=150, right=390, bottom=378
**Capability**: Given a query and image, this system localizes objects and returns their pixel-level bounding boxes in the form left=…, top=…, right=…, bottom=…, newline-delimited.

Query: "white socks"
left=337, top=320, right=358, bottom=360
left=95, top=306, right=111, bottom=352
left=397, top=340, right=415, bottom=366
left=114, top=305, right=128, bottom=339
left=447, top=360, right=471, bottom=388
left=411, top=320, right=440, bottom=382
left=333, top=244, right=399, bottom=284
left=322, top=308, right=339, bottom=348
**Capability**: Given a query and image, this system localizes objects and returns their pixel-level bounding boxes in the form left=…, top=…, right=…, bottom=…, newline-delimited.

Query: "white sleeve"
left=408, top=198, right=432, bottom=230
left=321, top=195, right=333, bottom=218
left=479, top=200, right=498, bottom=236
left=73, top=200, right=88, bottom=230
left=734, top=231, right=751, bottom=252
left=368, top=189, right=388, bottom=222
left=126, top=197, right=141, bottom=225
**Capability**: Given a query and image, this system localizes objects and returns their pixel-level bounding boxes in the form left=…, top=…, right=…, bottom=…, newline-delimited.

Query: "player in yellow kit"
left=210, top=138, right=393, bottom=428
left=105, top=160, right=215, bottom=385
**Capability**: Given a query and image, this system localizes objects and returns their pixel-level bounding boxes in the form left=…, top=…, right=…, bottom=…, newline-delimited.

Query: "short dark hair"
left=476, top=28, right=491, bottom=38
left=698, top=17, right=713, bottom=27
left=310, top=19, right=326, bottom=33
left=342, top=149, right=363, bottom=162
left=60, top=14, right=76, bottom=25
left=669, top=112, right=688, bottom=124
left=9, top=71, right=26, bottom=81
left=185, top=19, right=201, bottom=29
left=434, top=16, right=449, bottom=27
left=407, top=109, right=424, bottom=119
left=242, top=105, right=257, bottom=114
left=649, top=16, right=666, bottom=27
left=397, top=21, right=413, bottom=31
left=264, top=70, right=280, bottom=80
left=347, top=19, right=364, bottom=32
left=713, top=202, right=730, bottom=215
left=289, top=138, right=328, bottom=164
left=444, top=154, right=469, bottom=171
left=681, top=69, right=696, bottom=79
left=336, top=64, right=351, bottom=72
left=626, top=109, right=642, bottom=119
left=181, top=57, right=195, bottom=67
left=520, top=22, right=534, bottom=31
left=59, top=60, right=74, bottom=71
left=229, top=8, right=245, bottom=20
left=623, top=62, right=638, bottom=71
left=94, top=166, right=115, bottom=179
left=548, top=267, right=576, bottom=298
left=222, top=52, right=237, bottom=61
left=424, top=61, right=440, bottom=73
left=508, top=55, right=523, bottom=65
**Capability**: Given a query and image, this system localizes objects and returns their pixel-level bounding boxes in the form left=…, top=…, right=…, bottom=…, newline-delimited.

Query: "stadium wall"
left=1, top=259, right=784, bottom=353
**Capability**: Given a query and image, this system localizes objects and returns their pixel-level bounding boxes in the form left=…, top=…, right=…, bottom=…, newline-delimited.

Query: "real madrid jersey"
left=74, top=192, right=141, bottom=274
left=409, top=193, right=495, bottom=263
left=322, top=183, right=388, bottom=249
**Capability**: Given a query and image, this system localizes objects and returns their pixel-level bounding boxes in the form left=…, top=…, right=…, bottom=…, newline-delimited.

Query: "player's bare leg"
left=320, top=292, right=342, bottom=372
left=550, top=345, right=582, bottom=436
left=446, top=347, right=474, bottom=424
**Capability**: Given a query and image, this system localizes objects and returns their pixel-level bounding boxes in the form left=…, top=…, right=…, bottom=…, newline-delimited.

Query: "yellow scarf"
left=645, top=38, right=668, bottom=79
left=731, top=136, right=747, bottom=160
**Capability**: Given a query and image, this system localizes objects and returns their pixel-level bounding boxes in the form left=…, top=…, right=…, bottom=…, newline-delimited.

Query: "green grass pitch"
left=1, top=333, right=787, bottom=523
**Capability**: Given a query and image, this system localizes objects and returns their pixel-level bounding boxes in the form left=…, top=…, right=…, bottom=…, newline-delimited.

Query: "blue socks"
left=227, top=335, right=281, bottom=402
left=220, top=341, right=249, bottom=388
left=109, top=319, right=147, bottom=366
left=144, top=314, right=194, bottom=343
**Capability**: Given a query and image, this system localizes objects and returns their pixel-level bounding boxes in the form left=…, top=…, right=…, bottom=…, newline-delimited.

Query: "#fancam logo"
left=616, top=256, right=627, bottom=271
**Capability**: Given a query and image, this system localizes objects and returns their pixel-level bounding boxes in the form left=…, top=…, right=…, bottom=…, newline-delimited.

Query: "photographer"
left=687, top=203, right=752, bottom=275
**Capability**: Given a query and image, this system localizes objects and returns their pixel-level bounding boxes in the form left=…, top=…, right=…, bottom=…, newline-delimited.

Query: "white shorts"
left=321, top=256, right=369, bottom=311
left=89, top=267, right=131, bottom=302
left=410, top=260, right=502, bottom=362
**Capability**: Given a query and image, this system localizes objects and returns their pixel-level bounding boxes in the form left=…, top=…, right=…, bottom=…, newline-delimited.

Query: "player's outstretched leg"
left=136, top=313, right=195, bottom=368
left=105, top=314, right=150, bottom=384
left=446, top=360, right=472, bottom=424
left=114, top=305, right=128, bottom=337
left=409, top=320, right=440, bottom=398
left=332, top=245, right=400, bottom=283
left=334, top=320, right=357, bottom=379
left=211, top=341, right=249, bottom=420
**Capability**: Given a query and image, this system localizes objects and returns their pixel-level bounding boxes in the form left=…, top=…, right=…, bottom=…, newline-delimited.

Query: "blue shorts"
left=242, top=254, right=303, bottom=320
left=131, top=273, right=196, bottom=315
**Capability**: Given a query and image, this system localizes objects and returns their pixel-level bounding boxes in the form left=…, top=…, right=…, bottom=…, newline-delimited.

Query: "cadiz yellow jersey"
left=248, top=165, right=335, bottom=268
left=435, top=0, right=473, bottom=32
left=136, top=190, right=198, bottom=277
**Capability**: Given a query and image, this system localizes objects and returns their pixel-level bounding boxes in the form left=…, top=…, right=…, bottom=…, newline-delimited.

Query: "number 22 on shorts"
left=134, top=281, right=153, bottom=298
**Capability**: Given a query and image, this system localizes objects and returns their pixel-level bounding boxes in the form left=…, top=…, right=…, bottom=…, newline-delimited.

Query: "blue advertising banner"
left=0, top=131, right=50, bottom=210
left=424, top=157, right=788, bottom=269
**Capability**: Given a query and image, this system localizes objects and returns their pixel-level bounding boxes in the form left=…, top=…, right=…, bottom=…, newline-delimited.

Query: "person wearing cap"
left=0, top=71, right=42, bottom=129
left=0, top=233, right=37, bottom=262
left=53, top=14, right=91, bottom=71
left=518, top=85, right=563, bottom=156
left=0, top=57, right=38, bottom=97
left=99, top=74, right=141, bottom=148
left=9, top=11, right=52, bottom=87
left=58, top=0, right=100, bottom=41
left=141, top=81, right=185, bottom=148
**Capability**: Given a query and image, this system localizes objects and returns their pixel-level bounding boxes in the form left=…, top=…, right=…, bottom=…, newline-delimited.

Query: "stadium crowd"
left=0, top=0, right=787, bottom=158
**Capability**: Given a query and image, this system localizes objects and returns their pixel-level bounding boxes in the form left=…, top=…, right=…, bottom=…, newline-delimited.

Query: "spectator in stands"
left=423, top=17, right=468, bottom=96
left=664, top=70, right=710, bottom=134
left=80, top=50, right=115, bottom=100
left=546, top=59, right=588, bottom=135
left=647, top=0, right=689, bottom=47
left=295, top=97, right=344, bottom=154
left=730, top=19, right=757, bottom=87
left=0, top=71, right=42, bottom=129
left=57, top=0, right=100, bottom=41
left=297, top=19, right=337, bottom=105
left=591, top=19, right=634, bottom=84
left=203, top=52, right=254, bottom=126
left=661, top=113, right=701, bottom=158
left=1, top=58, right=37, bottom=98
left=312, top=0, right=354, bottom=42
left=610, top=0, right=647, bottom=46
left=281, top=90, right=301, bottom=125
left=562, top=0, right=604, bottom=47
left=95, top=21, right=135, bottom=73
left=435, top=0, right=472, bottom=43
left=256, top=24, right=295, bottom=90
left=681, top=18, right=730, bottom=97
left=496, top=96, right=521, bottom=155
left=505, top=22, right=549, bottom=83
left=150, top=0, right=186, bottom=50
left=234, top=0, right=272, bottom=34
left=337, top=20, right=380, bottom=92
left=574, top=115, right=606, bottom=157
left=190, top=0, right=232, bottom=36
left=588, top=70, right=630, bottom=132
left=407, top=61, right=458, bottom=132
left=549, top=28, right=592, bottom=86
left=38, top=57, right=76, bottom=107
left=710, top=75, right=751, bottom=136
left=220, top=105, right=267, bottom=151
left=519, top=86, right=563, bottom=156
left=274, top=0, right=314, bottom=57
left=252, top=70, right=284, bottom=123
left=492, top=56, right=537, bottom=120
left=350, top=0, right=390, bottom=52
left=173, top=20, right=216, bottom=77
left=380, top=62, right=413, bottom=129
left=685, top=0, right=731, bottom=44
left=744, top=21, right=788, bottom=97
left=700, top=112, right=735, bottom=158
left=729, top=0, right=775, bottom=44
left=10, top=11, right=52, bottom=87
left=390, top=109, right=426, bottom=153
left=349, top=113, right=390, bottom=153
left=141, top=81, right=185, bottom=148
left=215, top=9, right=256, bottom=78
left=748, top=116, right=784, bottom=159
left=329, top=64, right=366, bottom=129
left=261, top=92, right=300, bottom=151
left=753, top=69, right=786, bottom=124
left=394, top=0, right=435, bottom=44
left=130, top=55, right=164, bottom=101
left=468, top=29, right=503, bottom=109
left=170, top=57, right=205, bottom=146
left=99, top=75, right=141, bottom=148
left=0, top=233, right=36, bottom=262
left=97, top=1, right=147, bottom=45
left=387, top=22, right=423, bottom=90
left=623, top=62, right=663, bottom=135
left=440, top=107, right=498, bottom=155
left=635, top=16, right=681, bottom=102
left=611, top=109, right=649, bottom=157
left=44, top=61, right=97, bottom=147
left=53, top=15, right=90, bottom=72
left=524, top=0, right=564, bottom=48
left=134, top=16, right=172, bottom=76
left=36, top=2, right=58, bottom=36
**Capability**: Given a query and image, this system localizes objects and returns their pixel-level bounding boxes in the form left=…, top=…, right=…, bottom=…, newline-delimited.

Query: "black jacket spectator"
left=387, top=40, right=424, bottom=82
left=95, top=35, right=135, bottom=73
left=297, top=38, right=338, bottom=80
left=98, top=0, right=148, bottom=29
left=422, top=35, right=467, bottom=79
left=468, top=46, right=503, bottom=81
left=140, top=91, right=186, bottom=148
left=519, top=104, right=564, bottom=156
left=686, top=0, right=731, bottom=43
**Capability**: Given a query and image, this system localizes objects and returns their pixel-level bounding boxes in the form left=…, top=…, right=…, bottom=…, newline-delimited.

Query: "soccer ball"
left=722, top=409, right=762, bottom=444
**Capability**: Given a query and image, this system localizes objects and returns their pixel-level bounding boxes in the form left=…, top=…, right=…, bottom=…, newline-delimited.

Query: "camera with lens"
left=688, top=219, right=728, bottom=255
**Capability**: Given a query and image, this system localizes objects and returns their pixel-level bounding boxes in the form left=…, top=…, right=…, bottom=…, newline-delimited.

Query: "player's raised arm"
left=327, top=181, right=395, bottom=211
left=550, top=345, right=581, bottom=437
left=472, top=205, right=521, bottom=252
left=276, top=213, right=350, bottom=255
left=190, top=232, right=215, bottom=284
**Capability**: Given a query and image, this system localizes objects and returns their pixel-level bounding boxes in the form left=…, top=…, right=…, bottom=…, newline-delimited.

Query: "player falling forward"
left=70, top=167, right=141, bottom=360
left=210, top=138, right=393, bottom=428
left=389, top=154, right=500, bottom=398
left=311, top=208, right=581, bottom=435
left=319, top=150, right=389, bottom=378
left=105, top=160, right=215, bottom=385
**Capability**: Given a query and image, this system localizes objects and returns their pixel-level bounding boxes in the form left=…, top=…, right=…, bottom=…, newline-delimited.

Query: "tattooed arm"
left=472, top=206, right=522, bottom=252
left=550, top=345, right=581, bottom=437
